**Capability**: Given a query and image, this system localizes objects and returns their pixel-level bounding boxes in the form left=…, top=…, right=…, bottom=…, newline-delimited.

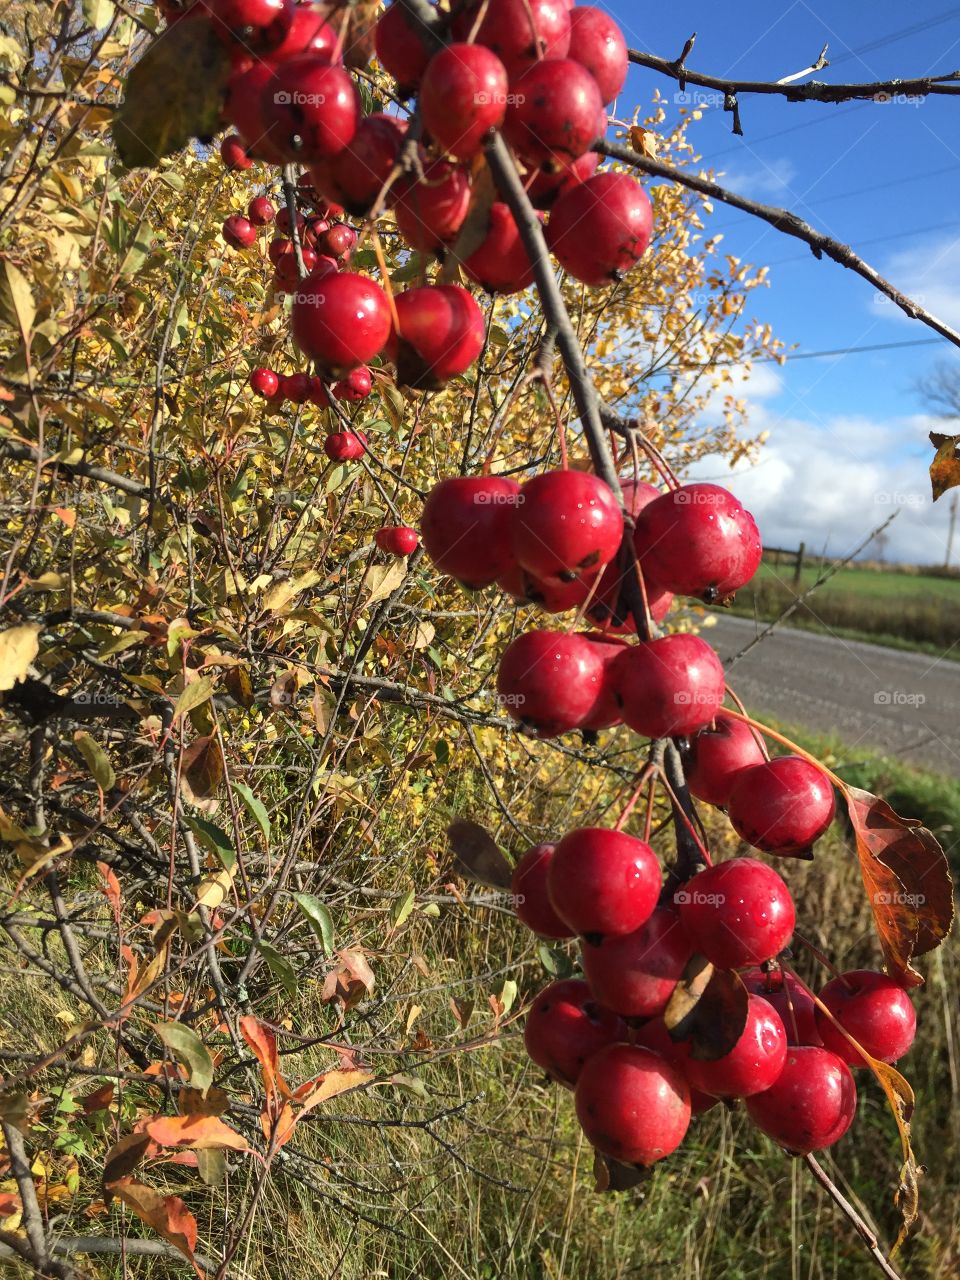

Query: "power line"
left=830, top=5, right=960, bottom=66
left=719, top=337, right=943, bottom=366
left=708, top=102, right=872, bottom=160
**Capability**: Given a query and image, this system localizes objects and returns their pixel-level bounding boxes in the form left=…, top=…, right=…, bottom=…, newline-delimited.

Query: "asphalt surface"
left=706, top=614, right=960, bottom=777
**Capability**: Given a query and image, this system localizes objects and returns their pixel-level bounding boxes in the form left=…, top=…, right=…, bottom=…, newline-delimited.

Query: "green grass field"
left=723, top=559, right=960, bottom=657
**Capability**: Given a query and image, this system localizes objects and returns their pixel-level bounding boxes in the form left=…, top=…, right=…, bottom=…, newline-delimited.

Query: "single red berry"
left=727, top=756, right=836, bottom=856
left=249, top=367, right=280, bottom=400
left=272, top=243, right=319, bottom=288
left=578, top=632, right=625, bottom=731
left=394, top=157, right=472, bottom=253
left=511, top=844, right=573, bottom=939
left=632, top=1018, right=717, bottom=1115
left=311, top=113, right=407, bottom=215
left=420, top=43, right=509, bottom=161
left=464, top=202, right=537, bottom=294
left=633, top=483, right=762, bottom=603
left=247, top=195, right=276, bottom=225
left=547, top=826, right=660, bottom=940
left=334, top=366, right=373, bottom=401
left=524, top=979, right=625, bottom=1087
left=452, top=0, right=571, bottom=79
left=684, top=993, right=787, bottom=1098
left=261, top=58, right=359, bottom=162
left=582, top=905, right=693, bottom=1017
left=304, top=216, right=330, bottom=244
left=575, top=1043, right=691, bottom=1164
left=207, top=0, right=294, bottom=52
left=266, top=1, right=338, bottom=64
left=375, top=1, right=432, bottom=95
left=222, top=214, right=257, bottom=248
left=268, top=235, right=290, bottom=265
left=612, top=634, right=725, bottom=739
left=516, top=572, right=599, bottom=614
left=220, top=133, right=252, bottom=170
left=675, top=856, right=795, bottom=970
left=548, top=172, right=652, bottom=285
left=815, top=970, right=916, bottom=1067
left=496, top=630, right=604, bottom=739
left=421, top=474, right=521, bottom=588
left=746, top=1046, right=857, bottom=1153
left=527, top=150, right=599, bottom=209
left=275, top=207, right=306, bottom=237
left=223, top=62, right=288, bottom=164
left=324, top=430, right=367, bottom=461
left=291, top=270, right=392, bottom=375
left=279, top=372, right=311, bottom=404
left=511, top=470, right=623, bottom=584
left=685, top=711, right=767, bottom=809
left=567, top=6, right=627, bottom=104
left=387, top=284, right=486, bottom=389
left=315, top=222, right=357, bottom=260
left=375, top=525, right=419, bottom=556
left=503, top=59, right=603, bottom=170
left=742, top=967, right=822, bottom=1046
left=307, top=376, right=330, bottom=408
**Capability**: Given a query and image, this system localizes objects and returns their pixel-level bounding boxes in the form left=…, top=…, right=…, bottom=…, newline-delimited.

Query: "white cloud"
left=873, top=233, right=960, bottom=330
left=718, top=157, right=799, bottom=202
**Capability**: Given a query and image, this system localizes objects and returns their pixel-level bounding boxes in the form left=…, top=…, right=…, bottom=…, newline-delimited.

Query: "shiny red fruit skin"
left=634, top=483, right=762, bottom=602
left=567, top=6, right=627, bottom=103
left=220, top=133, right=252, bottom=169
left=249, top=367, right=280, bottom=400
left=420, top=43, right=508, bottom=161
left=266, top=2, right=337, bottom=63
left=452, top=0, right=571, bottom=79
left=741, top=967, right=822, bottom=1046
left=387, top=284, right=486, bottom=389
left=524, top=979, right=625, bottom=1086
left=421, top=475, right=521, bottom=587
left=375, top=1, right=432, bottom=95
left=727, top=755, right=836, bottom=856
left=527, top=150, right=599, bottom=208
left=261, top=58, right=359, bottom=162
left=685, top=711, right=767, bottom=808
left=582, top=905, right=693, bottom=1017
left=815, top=970, right=916, bottom=1067
left=612, top=634, right=725, bottom=739
left=675, top=856, right=795, bottom=970
left=247, top=195, right=275, bottom=225
left=275, top=207, right=306, bottom=238
left=547, top=826, right=660, bottom=939
left=222, top=214, right=257, bottom=248
left=500, top=568, right=598, bottom=613
left=334, top=366, right=372, bottom=401
left=575, top=1043, right=691, bottom=1164
left=291, top=270, right=391, bottom=375
left=307, top=376, right=330, bottom=408
left=685, top=994, right=787, bottom=1098
left=279, top=372, right=311, bottom=404
left=224, top=62, right=288, bottom=164
left=548, top=172, right=652, bottom=285
left=511, top=844, right=573, bottom=939
left=323, top=430, right=366, bottom=461
left=746, top=1046, right=857, bottom=1153
left=496, top=630, right=604, bottom=738
left=272, top=243, right=318, bottom=289
left=311, top=113, right=407, bottom=215
left=633, top=1018, right=717, bottom=1115
left=579, top=633, right=625, bottom=731
left=511, top=470, right=624, bottom=584
left=207, top=0, right=293, bottom=51
left=464, top=202, right=537, bottom=294
left=504, top=59, right=604, bottom=169
left=395, top=158, right=472, bottom=252
left=315, top=223, right=357, bottom=259
left=375, top=525, right=419, bottom=556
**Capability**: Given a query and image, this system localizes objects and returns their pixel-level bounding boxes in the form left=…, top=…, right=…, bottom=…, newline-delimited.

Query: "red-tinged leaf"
left=845, top=785, right=954, bottom=986
left=239, top=1016, right=286, bottom=1101
left=269, top=1102, right=296, bottom=1151
left=97, top=861, right=121, bottom=923
left=929, top=431, right=960, bottom=500
left=145, top=1114, right=248, bottom=1152
left=296, top=1068, right=372, bottom=1118
left=320, top=949, right=375, bottom=1010
left=446, top=819, right=513, bottom=890
left=81, top=1083, right=115, bottom=1115
left=106, top=1178, right=200, bottom=1273
left=164, top=1152, right=200, bottom=1167
left=0, top=1191, right=21, bottom=1216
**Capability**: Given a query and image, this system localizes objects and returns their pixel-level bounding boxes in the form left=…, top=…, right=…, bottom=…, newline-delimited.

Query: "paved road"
left=706, top=614, right=960, bottom=777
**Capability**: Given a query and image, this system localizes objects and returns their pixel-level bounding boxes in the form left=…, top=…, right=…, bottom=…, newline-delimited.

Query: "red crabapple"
left=375, top=526, right=419, bottom=556
left=815, top=970, right=916, bottom=1067
left=222, top=214, right=257, bottom=248
left=511, top=844, right=573, bottom=939
left=420, top=43, right=509, bottom=161
left=387, top=284, right=486, bottom=389
left=375, top=0, right=433, bottom=95
left=581, top=906, right=693, bottom=1018
left=746, top=1046, right=857, bottom=1153
left=676, top=856, right=795, bottom=970
left=524, top=979, right=625, bottom=1086
left=452, top=0, right=571, bottom=78
left=632, top=1018, right=717, bottom=1115
left=394, top=158, right=472, bottom=252
left=311, top=113, right=407, bottom=215
left=727, top=756, right=836, bottom=856
left=504, top=58, right=604, bottom=170
left=683, top=993, right=787, bottom=1098
left=249, top=367, right=280, bottom=400
left=548, top=172, right=653, bottom=286
left=323, top=430, right=366, bottom=461
left=496, top=629, right=603, bottom=738
left=464, top=202, right=537, bottom=295
left=575, top=1043, right=691, bottom=1164
left=612, top=634, right=725, bottom=739
left=685, top=711, right=767, bottom=809
left=547, top=826, right=660, bottom=939
left=260, top=58, right=359, bottom=162
left=511, top=471, right=623, bottom=584
left=567, top=5, right=628, bottom=104
left=741, top=967, right=822, bottom=1046
left=291, top=270, right=392, bottom=374
left=221, top=133, right=252, bottom=169
left=207, top=0, right=293, bottom=52
left=247, top=195, right=276, bottom=225
left=420, top=475, right=521, bottom=588
left=334, top=366, right=373, bottom=401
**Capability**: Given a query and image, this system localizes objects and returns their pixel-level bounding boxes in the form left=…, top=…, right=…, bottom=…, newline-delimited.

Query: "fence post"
left=794, top=542, right=805, bottom=588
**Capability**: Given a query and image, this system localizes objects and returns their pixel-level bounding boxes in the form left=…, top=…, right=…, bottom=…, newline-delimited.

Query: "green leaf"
left=232, top=782, right=270, bottom=845
left=498, top=979, right=518, bottom=1018
left=82, top=0, right=115, bottom=29
left=172, top=675, right=214, bottom=724
left=390, top=888, right=416, bottom=932
left=74, top=731, right=116, bottom=791
left=293, top=893, right=334, bottom=956
left=537, top=945, right=573, bottom=980
left=112, top=19, right=232, bottom=169
left=155, top=1021, right=214, bottom=1096
left=0, top=259, right=35, bottom=339
left=197, top=1147, right=226, bottom=1187
left=256, top=941, right=297, bottom=997
left=187, top=817, right=235, bottom=871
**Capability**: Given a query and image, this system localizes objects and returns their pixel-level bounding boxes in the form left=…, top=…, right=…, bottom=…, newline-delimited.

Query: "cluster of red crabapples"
left=513, top=833, right=917, bottom=1166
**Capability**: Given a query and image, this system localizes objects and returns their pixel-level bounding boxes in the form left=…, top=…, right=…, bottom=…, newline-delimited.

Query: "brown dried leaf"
left=106, top=1178, right=200, bottom=1273
left=929, top=431, right=960, bottom=500
left=103, top=1132, right=152, bottom=1185
left=664, top=955, right=748, bottom=1061
left=845, top=785, right=954, bottom=986
left=446, top=819, right=513, bottom=890
left=593, top=1148, right=651, bottom=1192
left=181, top=735, right=224, bottom=802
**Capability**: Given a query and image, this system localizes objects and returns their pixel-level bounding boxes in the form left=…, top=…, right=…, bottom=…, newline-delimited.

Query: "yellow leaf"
left=0, top=258, right=35, bottom=339
left=262, top=570, right=322, bottom=614
left=0, top=624, right=39, bottom=691
left=365, top=560, right=407, bottom=607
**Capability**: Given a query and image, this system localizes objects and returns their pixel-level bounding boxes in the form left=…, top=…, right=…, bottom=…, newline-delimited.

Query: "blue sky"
left=606, top=0, right=960, bottom=564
